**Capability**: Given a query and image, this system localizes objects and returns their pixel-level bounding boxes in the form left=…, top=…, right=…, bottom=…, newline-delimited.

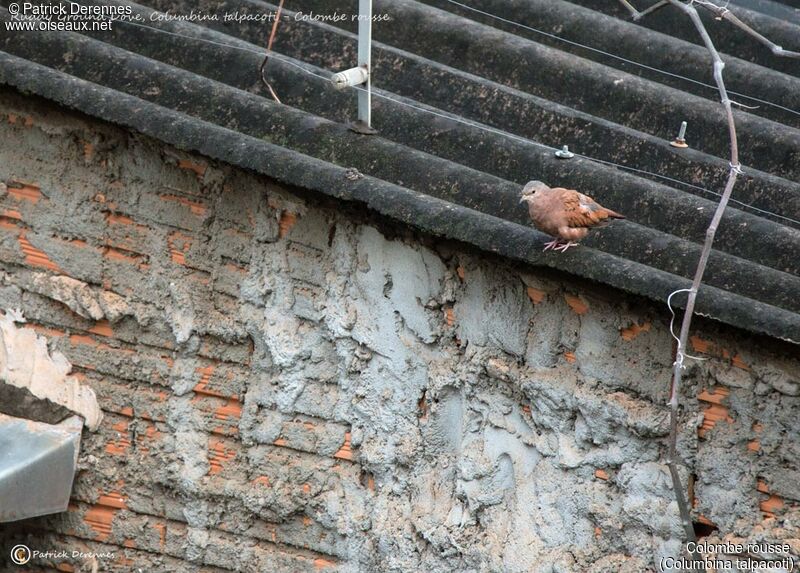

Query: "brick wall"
left=0, top=89, right=798, bottom=572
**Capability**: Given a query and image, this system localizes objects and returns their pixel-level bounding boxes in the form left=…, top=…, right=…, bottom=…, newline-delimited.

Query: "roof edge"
left=0, top=52, right=796, bottom=343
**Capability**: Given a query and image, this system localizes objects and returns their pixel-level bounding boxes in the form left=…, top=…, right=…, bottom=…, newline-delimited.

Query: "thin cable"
left=113, top=18, right=800, bottom=226
left=119, top=19, right=327, bottom=76
left=441, top=0, right=800, bottom=118
left=361, top=86, right=800, bottom=225
left=667, top=288, right=708, bottom=368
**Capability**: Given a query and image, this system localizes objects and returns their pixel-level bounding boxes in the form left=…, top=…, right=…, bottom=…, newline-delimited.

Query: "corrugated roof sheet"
left=0, top=0, right=798, bottom=340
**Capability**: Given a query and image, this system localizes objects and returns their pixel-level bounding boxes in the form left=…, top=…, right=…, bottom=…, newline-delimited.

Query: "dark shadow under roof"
left=0, top=0, right=798, bottom=341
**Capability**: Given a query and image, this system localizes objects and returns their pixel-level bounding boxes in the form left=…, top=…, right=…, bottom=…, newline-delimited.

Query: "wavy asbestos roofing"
left=0, top=0, right=798, bottom=341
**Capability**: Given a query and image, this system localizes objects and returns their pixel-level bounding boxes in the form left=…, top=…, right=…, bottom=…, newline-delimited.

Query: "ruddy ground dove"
left=520, top=181, right=625, bottom=252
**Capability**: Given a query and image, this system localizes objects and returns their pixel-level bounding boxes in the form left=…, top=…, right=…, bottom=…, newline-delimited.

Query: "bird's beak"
left=519, top=197, right=525, bottom=203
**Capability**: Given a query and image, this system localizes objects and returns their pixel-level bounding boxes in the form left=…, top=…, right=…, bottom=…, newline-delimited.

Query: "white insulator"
left=331, top=66, right=369, bottom=90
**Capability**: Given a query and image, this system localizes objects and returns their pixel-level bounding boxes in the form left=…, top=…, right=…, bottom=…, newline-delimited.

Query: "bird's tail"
left=604, top=209, right=625, bottom=220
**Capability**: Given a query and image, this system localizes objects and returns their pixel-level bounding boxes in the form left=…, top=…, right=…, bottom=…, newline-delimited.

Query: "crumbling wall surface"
left=0, top=89, right=798, bottom=573
left=0, top=308, right=103, bottom=429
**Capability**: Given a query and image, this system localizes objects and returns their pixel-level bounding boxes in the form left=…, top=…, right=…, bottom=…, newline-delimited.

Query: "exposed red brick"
left=443, top=306, right=455, bottom=327
left=29, top=323, right=67, bottom=339
left=279, top=211, right=297, bottom=238
left=225, top=261, right=248, bottom=275
left=594, top=469, right=609, bottom=480
left=189, top=270, right=211, bottom=286
left=563, top=351, right=576, bottom=364
left=757, top=480, right=785, bottom=518
left=18, top=235, right=63, bottom=272
left=160, top=193, right=207, bottom=216
left=105, top=419, right=131, bottom=456
left=418, top=392, right=428, bottom=420
left=1, top=208, right=22, bottom=220
left=214, top=398, right=243, bottom=422
left=178, top=159, right=207, bottom=178
left=145, top=425, right=162, bottom=440
left=620, top=321, right=651, bottom=341
left=168, top=230, right=193, bottom=265
left=314, top=557, right=337, bottom=569
left=82, top=504, right=118, bottom=542
left=88, top=319, right=114, bottom=338
left=208, top=437, right=237, bottom=475
left=564, top=293, right=589, bottom=315
left=696, top=514, right=715, bottom=526
left=105, top=212, right=148, bottom=231
left=104, top=246, right=147, bottom=267
left=70, top=333, right=101, bottom=348
left=0, top=219, right=21, bottom=233
left=152, top=523, right=167, bottom=549
left=526, top=286, right=545, bottom=305
left=333, top=432, right=354, bottom=461
left=7, top=181, right=41, bottom=203
left=137, top=423, right=165, bottom=454
left=732, top=354, right=750, bottom=370
left=193, top=364, right=223, bottom=397
left=97, top=491, right=127, bottom=510
left=697, top=386, right=733, bottom=438
left=83, top=141, right=95, bottom=161
left=690, top=335, right=713, bottom=354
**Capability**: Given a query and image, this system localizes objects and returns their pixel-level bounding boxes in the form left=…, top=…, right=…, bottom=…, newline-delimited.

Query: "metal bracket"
left=331, top=0, right=377, bottom=135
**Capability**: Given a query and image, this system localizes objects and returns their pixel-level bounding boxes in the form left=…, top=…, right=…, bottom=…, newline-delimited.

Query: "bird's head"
left=520, top=180, right=548, bottom=203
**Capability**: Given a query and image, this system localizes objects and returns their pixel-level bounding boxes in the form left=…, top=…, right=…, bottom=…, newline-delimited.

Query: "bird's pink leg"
left=542, top=239, right=561, bottom=251
left=554, top=241, right=580, bottom=252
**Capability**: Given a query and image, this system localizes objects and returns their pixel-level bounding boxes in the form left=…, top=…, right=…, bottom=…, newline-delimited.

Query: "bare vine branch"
left=617, top=0, right=670, bottom=21
left=693, top=0, right=800, bottom=59
left=615, top=0, right=763, bottom=568
left=662, top=1, right=741, bottom=550
left=619, top=0, right=800, bottom=59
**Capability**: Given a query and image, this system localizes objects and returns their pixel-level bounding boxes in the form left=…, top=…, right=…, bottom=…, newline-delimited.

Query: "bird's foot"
left=542, top=239, right=561, bottom=251
left=543, top=239, right=579, bottom=252
left=554, top=241, right=579, bottom=252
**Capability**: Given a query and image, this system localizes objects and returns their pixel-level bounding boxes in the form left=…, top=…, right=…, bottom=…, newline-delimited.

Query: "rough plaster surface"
left=0, top=309, right=102, bottom=430
left=0, top=91, right=797, bottom=572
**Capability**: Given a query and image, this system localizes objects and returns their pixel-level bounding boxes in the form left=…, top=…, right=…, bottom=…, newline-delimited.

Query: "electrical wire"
left=108, top=18, right=800, bottom=227
left=441, top=0, right=800, bottom=118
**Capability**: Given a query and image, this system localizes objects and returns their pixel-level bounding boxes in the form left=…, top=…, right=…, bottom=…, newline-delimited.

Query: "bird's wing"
left=558, top=188, right=624, bottom=229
